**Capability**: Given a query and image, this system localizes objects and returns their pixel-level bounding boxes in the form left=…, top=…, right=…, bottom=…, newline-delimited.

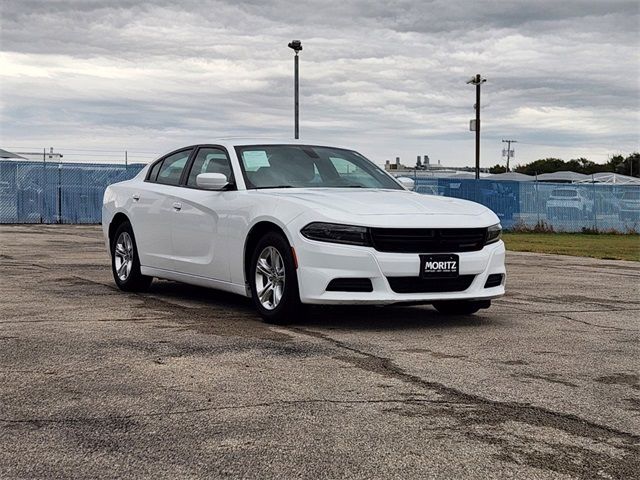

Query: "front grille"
left=326, top=278, right=373, bottom=292
left=387, top=275, right=475, bottom=294
left=484, top=274, right=504, bottom=288
left=370, top=228, right=487, bottom=253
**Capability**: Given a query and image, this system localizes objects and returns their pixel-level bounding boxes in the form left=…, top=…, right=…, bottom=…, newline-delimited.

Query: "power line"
left=4, top=146, right=161, bottom=154
left=57, top=152, right=157, bottom=158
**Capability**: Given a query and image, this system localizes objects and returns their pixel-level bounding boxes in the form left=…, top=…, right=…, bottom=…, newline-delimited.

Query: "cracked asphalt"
left=0, top=224, right=639, bottom=479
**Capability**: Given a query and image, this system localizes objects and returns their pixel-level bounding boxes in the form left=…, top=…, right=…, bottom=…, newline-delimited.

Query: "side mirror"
left=196, top=173, right=229, bottom=190
left=397, top=177, right=415, bottom=191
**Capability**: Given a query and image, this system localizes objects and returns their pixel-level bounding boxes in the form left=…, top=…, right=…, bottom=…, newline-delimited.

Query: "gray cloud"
left=1, top=0, right=638, bottom=165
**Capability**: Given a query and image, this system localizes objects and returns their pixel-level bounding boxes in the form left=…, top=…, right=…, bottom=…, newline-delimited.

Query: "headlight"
left=485, top=223, right=502, bottom=245
left=301, top=222, right=371, bottom=246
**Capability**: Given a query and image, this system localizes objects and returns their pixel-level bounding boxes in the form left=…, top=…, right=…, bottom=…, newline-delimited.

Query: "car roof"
left=203, top=137, right=354, bottom=150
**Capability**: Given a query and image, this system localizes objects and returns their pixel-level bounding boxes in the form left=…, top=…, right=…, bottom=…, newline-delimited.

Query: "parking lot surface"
left=1, top=225, right=639, bottom=479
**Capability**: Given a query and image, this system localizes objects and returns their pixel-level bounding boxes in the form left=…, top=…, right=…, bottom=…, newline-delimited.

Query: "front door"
left=171, top=147, right=236, bottom=281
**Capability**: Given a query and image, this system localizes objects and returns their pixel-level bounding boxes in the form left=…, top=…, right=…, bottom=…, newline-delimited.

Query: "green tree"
left=509, top=152, right=639, bottom=177
left=489, top=164, right=506, bottom=174
left=606, top=155, right=625, bottom=173
left=514, top=158, right=566, bottom=175
left=566, top=157, right=597, bottom=174
left=616, top=153, right=640, bottom=177
left=600, top=153, right=639, bottom=177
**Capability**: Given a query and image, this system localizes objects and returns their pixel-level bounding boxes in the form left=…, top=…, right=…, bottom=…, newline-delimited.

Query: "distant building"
left=383, top=154, right=489, bottom=175
left=8, top=147, right=63, bottom=162
left=385, top=156, right=408, bottom=170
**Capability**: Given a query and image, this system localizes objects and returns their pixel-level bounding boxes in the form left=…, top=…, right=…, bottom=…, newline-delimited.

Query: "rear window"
left=148, top=161, right=162, bottom=182
left=154, top=149, right=193, bottom=186
left=551, top=189, right=577, bottom=197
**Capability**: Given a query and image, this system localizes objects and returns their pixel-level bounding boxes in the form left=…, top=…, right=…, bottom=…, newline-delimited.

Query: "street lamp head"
left=466, top=75, right=487, bottom=85
left=288, top=40, right=303, bottom=53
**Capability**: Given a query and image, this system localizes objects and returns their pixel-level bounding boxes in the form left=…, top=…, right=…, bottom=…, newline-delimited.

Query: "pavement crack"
left=549, top=313, right=636, bottom=332
left=288, top=326, right=640, bottom=447
left=496, top=303, right=639, bottom=331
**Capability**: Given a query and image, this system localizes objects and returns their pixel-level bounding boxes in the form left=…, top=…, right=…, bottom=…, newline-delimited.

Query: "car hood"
left=255, top=188, right=489, bottom=216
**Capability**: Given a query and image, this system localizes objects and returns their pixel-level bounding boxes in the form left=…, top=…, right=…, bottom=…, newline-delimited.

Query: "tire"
left=249, top=231, right=302, bottom=324
left=433, top=300, right=490, bottom=315
left=111, top=221, right=153, bottom=292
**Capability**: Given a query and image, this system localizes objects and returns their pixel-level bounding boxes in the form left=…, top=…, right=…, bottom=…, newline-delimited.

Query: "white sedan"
left=102, top=139, right=505, bottom=323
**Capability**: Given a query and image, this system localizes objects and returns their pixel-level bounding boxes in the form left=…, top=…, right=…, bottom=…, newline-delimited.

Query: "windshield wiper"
left=252, top=185, right=294, bottom=190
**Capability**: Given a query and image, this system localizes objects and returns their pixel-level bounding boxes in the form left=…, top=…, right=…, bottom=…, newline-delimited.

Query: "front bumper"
left=294, top=237, right=506, bottom=305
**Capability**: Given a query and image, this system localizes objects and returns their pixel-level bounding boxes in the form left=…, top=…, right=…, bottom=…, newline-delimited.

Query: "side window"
left=147, top=160, right=162, bottom=182
left=156, top=149, right=192, bottom=186
left=187, top=148, right=234, bottom=187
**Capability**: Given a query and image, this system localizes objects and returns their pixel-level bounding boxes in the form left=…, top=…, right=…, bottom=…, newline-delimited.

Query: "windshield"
left=235, top=145, right=402, bottom=190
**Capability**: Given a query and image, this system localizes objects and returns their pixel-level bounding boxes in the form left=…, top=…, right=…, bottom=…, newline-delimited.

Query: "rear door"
left=129, top=148, right=193, bottom=271
left=170, top=146, right=236, bottom=280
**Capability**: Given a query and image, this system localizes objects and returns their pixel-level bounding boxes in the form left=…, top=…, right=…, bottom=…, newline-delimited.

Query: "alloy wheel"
left=114, top=231, right=134, bottom=282
left=254, top=246, right=286, bottom=310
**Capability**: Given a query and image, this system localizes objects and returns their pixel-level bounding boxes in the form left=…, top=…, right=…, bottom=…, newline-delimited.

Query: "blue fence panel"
left=415, top=178, right=520, bottom=229
left=413, top=177, right=639, bottom=232
left=2, top=161, right=639, bottom=231
left=516, top=182, right=640, bottom=233
left=0, top=160, right=144, bottom=224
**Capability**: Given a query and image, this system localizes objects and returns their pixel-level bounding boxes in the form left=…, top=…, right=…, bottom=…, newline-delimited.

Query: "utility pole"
left=288, top=40, right=303, bottom=139
left=502, top=139, right=517, bottom=172
left=467, top=74, right=487, bottom=179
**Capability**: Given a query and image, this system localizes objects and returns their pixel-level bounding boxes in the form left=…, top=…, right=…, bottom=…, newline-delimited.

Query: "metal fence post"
left=535, top=173, right=540, bottom=227
left=592, top=174, right=598, bottom=231
left=57, top=164, right=62, bottom=224
left=41, top=148, right=46, bottom=223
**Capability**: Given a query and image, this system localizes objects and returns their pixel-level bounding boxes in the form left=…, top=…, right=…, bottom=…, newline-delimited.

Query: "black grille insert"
left=370, top=228, right=487, bottom=253
left=326, top=278, right=373, bottom=292
left=387, top=275, right=475, bottom=294
left=484, top=274, right=504, bottom=288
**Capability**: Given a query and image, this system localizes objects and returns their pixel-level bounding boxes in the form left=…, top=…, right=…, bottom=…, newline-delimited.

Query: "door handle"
left=172, top=202, right=182, bottom=211
left=132, top=194, right=140, bottom=201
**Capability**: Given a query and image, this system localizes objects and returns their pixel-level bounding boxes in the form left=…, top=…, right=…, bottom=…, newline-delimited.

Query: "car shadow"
left=147, top=280, right=255, bottom=311
left=145, top=280, right=492, bottom=332
left=299, top=305, right=494, bottom=331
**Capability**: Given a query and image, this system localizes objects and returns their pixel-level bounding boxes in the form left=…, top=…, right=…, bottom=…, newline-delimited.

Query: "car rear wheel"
left=111, top=221, right=153, bottom=292
left=433, top=300, right=490, bottom=315
left=249, top=232, right=301, bottom=324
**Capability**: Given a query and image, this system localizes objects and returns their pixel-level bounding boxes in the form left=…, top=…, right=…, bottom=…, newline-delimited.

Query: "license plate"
left=420, top=254, right=459, bottom=278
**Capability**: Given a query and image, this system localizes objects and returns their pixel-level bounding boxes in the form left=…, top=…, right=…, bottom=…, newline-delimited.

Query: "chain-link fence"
left=414, top=178, right=640, bottom=232
left=0, top=160, right=144, bottom=224
left=2, top=160, right=639, bottom=231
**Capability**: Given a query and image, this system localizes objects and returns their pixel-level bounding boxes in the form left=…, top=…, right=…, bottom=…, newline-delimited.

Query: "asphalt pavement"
left=0, top=225, right=638, bottom=479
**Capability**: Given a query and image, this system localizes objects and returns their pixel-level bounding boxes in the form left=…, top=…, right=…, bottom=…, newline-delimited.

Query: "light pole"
left=288, top=40, right=303, bottom=139
left=467, top=74, right=486, bottom=179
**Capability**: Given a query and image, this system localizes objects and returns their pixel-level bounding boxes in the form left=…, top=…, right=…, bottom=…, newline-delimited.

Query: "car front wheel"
left=249, top=232, right=301, bottom=324
left=111, top=221, right=153, bottom=292
left=433, top=300, right=490, bottom=315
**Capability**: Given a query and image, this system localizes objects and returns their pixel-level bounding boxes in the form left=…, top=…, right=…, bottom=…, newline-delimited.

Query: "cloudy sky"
left=1, top=0, right=638, bottom=166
